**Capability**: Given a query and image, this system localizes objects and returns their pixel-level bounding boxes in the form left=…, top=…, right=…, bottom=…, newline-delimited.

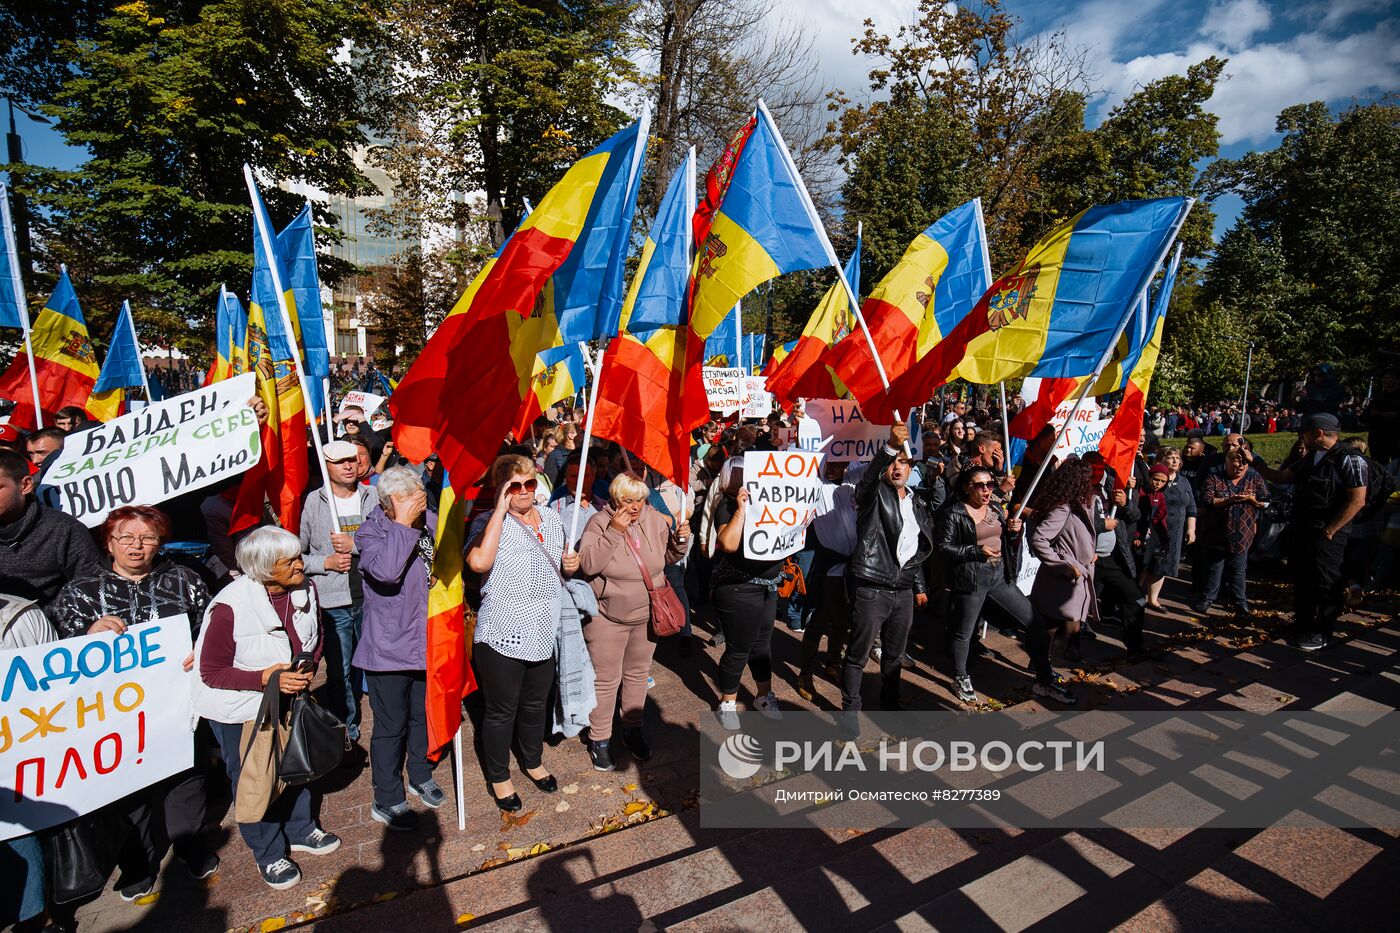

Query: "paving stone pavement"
left=68, top=570, right=1399, bottom=933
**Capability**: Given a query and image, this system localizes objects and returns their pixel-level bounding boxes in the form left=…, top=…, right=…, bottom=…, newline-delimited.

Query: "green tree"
left=6, top=0, right=384, bottom=360
left=1202, top=100, right=1400, bottom=389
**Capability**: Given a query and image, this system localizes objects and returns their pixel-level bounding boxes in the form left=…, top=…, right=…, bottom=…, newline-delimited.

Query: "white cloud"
left=771, top=0, right=909, bottom=100
left=1106, top=19, right=1399, bottom=144
left=1201, top=0, right=1271, bottom=49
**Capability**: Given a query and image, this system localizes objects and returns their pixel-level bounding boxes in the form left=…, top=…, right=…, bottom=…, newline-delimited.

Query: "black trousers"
left=114, top=723, right=213, bottom=883
left=365, top=670, right=433, bottom=808
left=947, top=563, right=1034, bottom=679
left=1096, top=554, right=1146, bottom=652
left=1291, top=530, right=1348, bottom=639
left=799, top=574, right=851, bottom=675
left=714, top=582, right=778, bottom=694
left=842, top=584, right=913, bottom=711
left=472, top=643, right=555, bottom=784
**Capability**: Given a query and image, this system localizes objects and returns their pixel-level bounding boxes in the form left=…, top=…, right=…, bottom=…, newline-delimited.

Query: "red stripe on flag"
left=425, top=603, right=476, bottom=760
left=0, top=355, right=97, bottom=430
left=766, top=334, right=831, bottom=407
left=469, top=227, right=580, bottom=320
left=822, top=297, right=919, bottom=420
left=1100, top=378, right=1147, bottom=482
left=1009, top=377, right=1082, bottom=441
left=881, top=288, right=998, bottom=414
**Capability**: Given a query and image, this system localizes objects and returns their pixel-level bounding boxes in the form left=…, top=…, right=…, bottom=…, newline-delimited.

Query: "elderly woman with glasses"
left=467, top=454, right=580, bottom=812
left=192, top=527, right=339, bottom=891
left=576, top=472, right=689, bottom=771
left=353, top=465, right=442, bottom=833
left=51, top=505, right=217, bottom=900
left=935, top=467, right=1033, bottom=706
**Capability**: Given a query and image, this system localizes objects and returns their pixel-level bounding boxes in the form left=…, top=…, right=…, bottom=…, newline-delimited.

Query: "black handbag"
left=279, top=685, right=349, bottom=785
left=41, top=806, right=131, bottom=904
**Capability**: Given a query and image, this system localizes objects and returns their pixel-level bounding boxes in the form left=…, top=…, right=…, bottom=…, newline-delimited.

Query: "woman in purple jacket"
left=354, top=466, right=440, bottom=833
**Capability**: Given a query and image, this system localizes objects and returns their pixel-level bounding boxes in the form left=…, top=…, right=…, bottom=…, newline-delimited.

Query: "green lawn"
left=1155, top=432, right=1370, bottom=464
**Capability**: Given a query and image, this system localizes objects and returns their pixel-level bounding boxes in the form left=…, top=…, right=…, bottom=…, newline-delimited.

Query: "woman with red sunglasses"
left=467, top=455, right=580, bottom=812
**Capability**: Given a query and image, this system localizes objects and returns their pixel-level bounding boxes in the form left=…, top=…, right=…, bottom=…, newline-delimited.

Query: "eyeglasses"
left=506, top=478, right=539, bottom=496
left=114, top=534, right=161, bottom=547
left=969, top=481, right=996, bottom=491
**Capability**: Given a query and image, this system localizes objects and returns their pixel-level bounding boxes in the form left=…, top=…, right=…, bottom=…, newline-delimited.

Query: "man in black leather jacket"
left=842, top=423, right=935, bottom=711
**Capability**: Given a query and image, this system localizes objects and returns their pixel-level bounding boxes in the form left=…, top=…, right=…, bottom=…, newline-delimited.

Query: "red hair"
left=101, top=505, right=172, bottom=547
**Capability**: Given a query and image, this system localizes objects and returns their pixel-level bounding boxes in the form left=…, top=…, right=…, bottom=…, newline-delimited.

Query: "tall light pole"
left=4, top=98, right=50, bottom=277
left=1222, top=335, right=1255, bottom=433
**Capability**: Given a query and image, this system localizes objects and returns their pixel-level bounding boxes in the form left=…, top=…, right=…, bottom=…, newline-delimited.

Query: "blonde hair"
left=491, top=454, right=535, bottom=488
left=609, top=472, right=649, bottom=506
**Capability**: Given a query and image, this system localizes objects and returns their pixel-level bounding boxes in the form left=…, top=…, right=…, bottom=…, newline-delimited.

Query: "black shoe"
left=372, top=801, right=421, bottom=830
left=589, top=740, right=616, bottom=772
left=527, top=771, right=558, bottom=793
left=678, top=635, right=696, bottom=659
left=1079, top=621, right=1098, bottom=640
left=712, top=630, right=726, bottom=648
left=1189, top=602, right=1211, bottom=615
left=258, top=858, right=301, bottom=890
left=182, top=851, right=220, bottom=880
left=490, top=789, right=523, bottom=812
left=1291, top=633, right=1328, bottom=651
left=622, top=728, right=652, bottom=762
left=972, top=642, right=996, bottom=661
left=117, top=875, right=156, bottom=902
left=1065, top=643, right=1082, bottom=663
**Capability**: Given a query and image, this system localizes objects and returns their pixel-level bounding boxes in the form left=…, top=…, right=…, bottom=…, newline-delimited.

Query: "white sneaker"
left=754, top=692, right=784, bottom=720
left=870, top=646, right=882, bottom=663
left=717, top=699, right=741, bottom=731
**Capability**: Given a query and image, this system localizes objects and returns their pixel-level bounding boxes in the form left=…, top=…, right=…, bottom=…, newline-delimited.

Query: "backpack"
left=1356, top=456, right=1398, bottom=523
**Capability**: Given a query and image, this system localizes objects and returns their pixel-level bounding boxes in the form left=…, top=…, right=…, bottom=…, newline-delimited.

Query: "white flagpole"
left=754, top=100, right=908, bottom=452
left=453, top=727, right=466, bottom=832
left=1011, top=198, right=1195, bottom=520
left=1, top=184, right=43, bottom=427
left=122, top=301, right=152, bottom=400
left=733, top=301, right=742, bottom=373
left=568, top=343, right=606, bottom=549
left=243, top=165, right=344, bottom=533
left=303, top=197, right=339, bottom=446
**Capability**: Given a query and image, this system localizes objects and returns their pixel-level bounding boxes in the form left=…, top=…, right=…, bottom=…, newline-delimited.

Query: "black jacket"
left=849, top=445, right=935, bottom=593
left=933, top=500, right=1023, bottom=593
left=1094, top=468, right=1141, bottom=571
left=0, top=498, right=103, bottom=611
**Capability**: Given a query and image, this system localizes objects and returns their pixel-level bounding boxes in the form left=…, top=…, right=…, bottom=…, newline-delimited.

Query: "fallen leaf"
left=471, top=843, right=486, bottom=852
left=259, top=920, right=286, bottom=933
left=555, top=800, right=571, bottom=813
left=601, top=787, right=615, bottom=796
left=500, top=809, right=538, bottom=831
left=562, top=783, right=580, bottom=795
left=623, top=783, right=639, bottom=793
left=457, top=914, right=476, bottom=927
left=528, top=842, right=551, bottom=855
left=373, top=892, right=397, bottom=903
left=623, top=801, right=650, bottom=815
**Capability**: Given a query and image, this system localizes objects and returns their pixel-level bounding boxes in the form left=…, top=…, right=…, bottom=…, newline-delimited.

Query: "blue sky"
left=788, top=0, right=1399, bottom=237
left=10, top=0, right=1398, bottom=239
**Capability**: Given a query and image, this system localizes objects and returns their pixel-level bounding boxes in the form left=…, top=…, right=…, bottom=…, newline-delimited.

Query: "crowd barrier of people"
left=1, top=362, right=1398, bottom=931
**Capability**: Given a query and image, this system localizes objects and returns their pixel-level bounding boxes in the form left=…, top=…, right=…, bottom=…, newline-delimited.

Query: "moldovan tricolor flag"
left=823, top=200, right=989, bottom=420
left=882, top=197, right=1192, bottom=414
left=762, top=340, right=797, bottom=376
left=392, top=118, right=647, bottom=496
left=86, top=301, right=145, bottom=422
left=687, top=104, right=830, bottom=340
left=204, top=286, right=249, bottom=386
left=231, top=176, right=311, bottom=535
left=425, top=478, right=477, bottom=761
left=0, top=268, right=99, bottom=429
left=765, top=235, right=861, bottom=406
left=1098, top=243, right=1181, bottom=479
left=273, top=203, right=331, bottom=419
left=592, top=149, right=708, bottom=489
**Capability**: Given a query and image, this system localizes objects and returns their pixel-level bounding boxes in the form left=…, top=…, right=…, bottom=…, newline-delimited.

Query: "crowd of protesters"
left=1, top=360, right=1398, bottom=930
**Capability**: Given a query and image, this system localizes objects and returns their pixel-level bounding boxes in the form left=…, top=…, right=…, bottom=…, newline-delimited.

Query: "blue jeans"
left=1, top=835, right=44, bottom=924
left=211, top=720, right=316, bottom=867
left=780, top=547, right=814, bottom=628
left=1200, top=547, right=1249, bottom=611
left=320, top=604, right=364, bottom=740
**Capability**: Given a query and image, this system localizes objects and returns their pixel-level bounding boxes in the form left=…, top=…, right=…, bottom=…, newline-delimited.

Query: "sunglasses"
left=969, top=481, right=996, bottom=491
left=506, top=478, right=539, bottom=496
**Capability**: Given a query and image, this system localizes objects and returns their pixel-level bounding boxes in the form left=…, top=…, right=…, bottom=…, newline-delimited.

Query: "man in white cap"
left=301, top=439, right=378, bottom=740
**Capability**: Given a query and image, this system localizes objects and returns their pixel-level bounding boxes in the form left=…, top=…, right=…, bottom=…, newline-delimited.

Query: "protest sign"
left=741, top=449, right=824, bottom=560
left=703, top=367, right=747, bottom=414
left=37, top=373, right=260, bottom=528
left=1015, top=538, right=1041, bottom=597
left=1048, top=400, right=1113, bottom=459
left=339, top=390, right=386, bottom=417
left=0, top=616, right=194, bottom=841
left=740, top=376, right=772, bottom=419
left=796, top=401, right=923, bottom=464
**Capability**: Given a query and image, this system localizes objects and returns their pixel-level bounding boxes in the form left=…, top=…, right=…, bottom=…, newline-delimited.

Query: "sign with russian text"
left=1047, top=401, right=1112, bottom=459
left=0, top=617, right=195, bottom=841
left=339, top=390, right=386, bottom=416
left=37, top=373, right=260, bottom=528
left=740, top=377, right=772, bottom=419
left=741, top=450, right=824, bottom=560
left=703, top=367, right=747, bottom=414
left=797, top=401, right=923, bottom=464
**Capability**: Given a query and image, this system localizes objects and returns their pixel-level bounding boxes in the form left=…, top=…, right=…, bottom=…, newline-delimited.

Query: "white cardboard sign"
left=37, top=373, right=261, bottom=528
left=741, top=450, right=824, bottom=560
left=339, top=390, right=386, bottom=416
left=740, top=376, right=772, bottom=419
left=703, top=367, right=746, bottom=414
left=796, top=401, right=923, bottom=464
left=0, top=617, right=195, bottom=841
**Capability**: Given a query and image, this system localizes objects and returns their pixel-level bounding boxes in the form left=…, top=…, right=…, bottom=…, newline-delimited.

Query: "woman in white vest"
left=191, top=528, right=341, bottom=890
